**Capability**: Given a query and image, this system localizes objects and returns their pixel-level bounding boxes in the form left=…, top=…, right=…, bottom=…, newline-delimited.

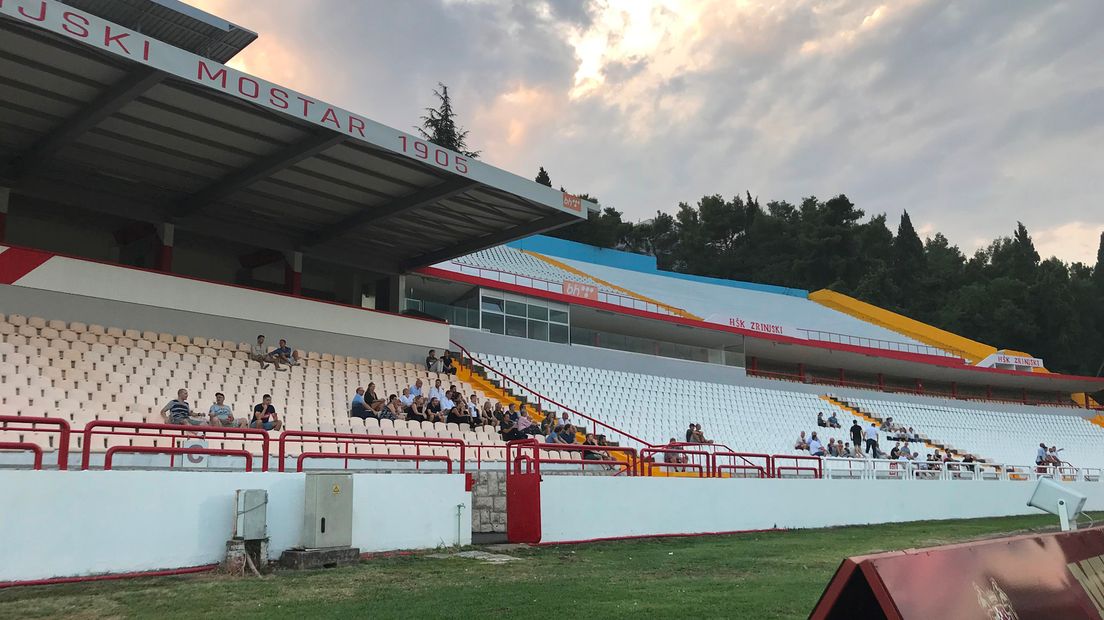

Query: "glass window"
left=527, top=304, right=548, bottom=321
left=549, top=324, right=569, bottom=344
left=481, top=312, right=504, bottom=334
left=505, top=316, right=527, bottom=338
left=505, top=300, right=527, bottom=317
left=481, top=297, right=504, bottom=313
left=549, top=309, right=568, bottom=324
left=528, top=320, right=549, bottom=341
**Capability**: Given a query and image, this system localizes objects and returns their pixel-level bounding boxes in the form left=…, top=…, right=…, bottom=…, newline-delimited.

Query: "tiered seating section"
left=450, top=246, right=610, bottom=292
left=477, top=353, right=1104, bottom=468
left=0, top=313, right=512, bottom=460
left=847, top=397, right=1104, bottom=469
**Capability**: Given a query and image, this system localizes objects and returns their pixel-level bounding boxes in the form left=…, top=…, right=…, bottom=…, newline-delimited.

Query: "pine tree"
left=535, top=166, right=552, bottom=187
left=1094, top=231, right=1104, bottom=288
left=417, top=82, right=479, bottom=158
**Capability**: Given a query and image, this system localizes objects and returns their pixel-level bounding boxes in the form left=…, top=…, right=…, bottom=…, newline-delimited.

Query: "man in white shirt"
left=398, top=388, right=415, bottom=407
left=409, top=379, right=424, bottom=398
left=1035, top=442, right=1047, bottom=465
left=808, top=433, right=826, bottom=457
left=864, top=423, right=879, bottom=457
left=428, top=379, right=447, bottom=403
left=467, top=394, right=480, bottom=417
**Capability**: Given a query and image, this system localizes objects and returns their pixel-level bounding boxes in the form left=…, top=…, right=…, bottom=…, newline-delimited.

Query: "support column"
left=0, top=187, right=10, bottom=242
left=798, top=363, right=806, bottom=383
left=156, top=223, right=174, bottom=272
left=951, top=382, right=958, bottom=399
left=838, top=368, right=846, bottom=386
left=373, top=274, right=405, bottom=313
left=877, top=373, right=885, bottom=391
left=284, top=251, right=303, bottom=296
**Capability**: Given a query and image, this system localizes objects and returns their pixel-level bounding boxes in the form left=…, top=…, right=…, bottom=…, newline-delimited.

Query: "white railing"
left=797, top=328, right=961, bottom=359
left=820, top=458, right=1100, bottom=482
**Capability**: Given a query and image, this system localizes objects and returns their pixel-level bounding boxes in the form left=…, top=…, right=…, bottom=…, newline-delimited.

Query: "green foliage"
left=554, top=192, right=1104, bottom=375
left=534, top=166, right=552, bottom=187
left=417, top=83, right=479, bottom=158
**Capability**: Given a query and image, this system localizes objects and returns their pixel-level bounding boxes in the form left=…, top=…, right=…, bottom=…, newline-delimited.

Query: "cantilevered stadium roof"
left=0, top=0, right=592, bottom=274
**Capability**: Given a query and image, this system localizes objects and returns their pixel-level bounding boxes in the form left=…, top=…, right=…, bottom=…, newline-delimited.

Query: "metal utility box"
left=302, top=473, right=354, bottom=548
left=233, top=489, right=268, bottom=540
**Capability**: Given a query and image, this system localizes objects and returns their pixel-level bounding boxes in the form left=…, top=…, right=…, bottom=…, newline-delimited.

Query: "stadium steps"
left=456, top=357, right=577, bottom=439
left=521, top=250, right=702, bottom=320
left=820, top=395, right=986, bottom=463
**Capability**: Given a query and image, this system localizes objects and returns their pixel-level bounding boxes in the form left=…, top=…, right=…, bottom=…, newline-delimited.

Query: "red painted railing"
left=0, top=415, right=70, bottom=470
left=0, top=441, right=43, bottom=469
left=296, top=452, right=453, bottom=473
left=773, top=454, right=823, bottom=478
left=712, top=452, right=772, bottom=478
left=277, top=430, right=466, bottom=473
left=80, top=421, right=270, bottom=471
left=640, top=446, right=713, bottom=477
left=104, top=446, right=253, bottom=471
left=451, top=340, right=654, bottom=448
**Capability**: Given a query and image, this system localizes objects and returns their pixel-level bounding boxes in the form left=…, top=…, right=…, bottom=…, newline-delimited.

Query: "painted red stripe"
left=0, top=563, right=218, bottom=589
left=0, top=247, right=51, bottom=285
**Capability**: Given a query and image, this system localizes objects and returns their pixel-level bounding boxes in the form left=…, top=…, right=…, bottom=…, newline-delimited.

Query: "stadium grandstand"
left=2, top=1, right=1104, bottom=616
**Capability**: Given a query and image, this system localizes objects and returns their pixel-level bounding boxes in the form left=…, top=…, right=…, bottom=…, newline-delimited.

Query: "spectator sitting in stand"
left=425, top=349, right=441, bottom=372
left=446, top=404, right=474, bottom=429
left=827, top=438, right=839, bottom=457
left=426, top=397, right=445, bottom=424
left=492, top=402, right=506, bottom=422
left=161, top=388, right=203, bottom=426
left=249, top=335, right=284, bottom=371
left=889, top=442, right=902, bottom=460
left=808, top=432, right=827, bottom=457
left=466, top=393, right=480, bottom=418
left=506, top=403, right=520, bottom=422
left=545, top=426, right=565, bottom=444
left=558, top=424, right=577, bottom=444
left=817, top=412, right=828, bottom=428
left=663, top=437, right=688, bottom=469
left=428, top=379, right=447, bottom=403
left=208, top=392, right=248, bottom=428
left=827, top=412, right=841, bottom=428
left=685, top=423, right=696, bottom=443
left=251, top=394, right=283, bottom=431
left=499, top=414, right=526, bottom=441
left=841, top=442, right=853, bottom=458
left=350, top=387, right=369, bottom=419
left=439, top=389, right=456, bottom=413
left=1047, top=446, right=1062, bottom=466
left=272, top=339, right=299, bottom=367
left=909, top=427, right=921, bottom=442
left=364, top=382, right=380, bottom=404
left=440, top=349, right=457, bottom=375
left=689, top=424, right=713, bottom=444
left=405, top=396, right=429, bottom=423
left=794, top=431, right=809, bottom=451
left=559, top=412, right=571, bottom=428
left=479, top=400, right=497, bottom=427
left=398, top=387, right=415, bottom=407
left=385, top=395, right=405, bottom=420
left=409, top=379, right=424, bottom=398
left=364, top=399, right=387, bottom=420
left=516, top=411, right=541, bottom=436
left=583, top=434, right=606, bottom=462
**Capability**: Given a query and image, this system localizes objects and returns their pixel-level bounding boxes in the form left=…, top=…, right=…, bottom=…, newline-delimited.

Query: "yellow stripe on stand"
left=522, top=250, right=702, bottom=320
left=808, top=289, right=996, bottom=363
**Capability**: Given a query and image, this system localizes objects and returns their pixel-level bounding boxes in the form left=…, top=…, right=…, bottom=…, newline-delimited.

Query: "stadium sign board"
left=561, top=281, right=598, bottom=300
left=977, top=351, right=1045, bottom=370
left=704, top=314, right=800, bottom=339
left=0, top=0, right=588, bottom=219
left=811, top=525, right=1104, bottom=619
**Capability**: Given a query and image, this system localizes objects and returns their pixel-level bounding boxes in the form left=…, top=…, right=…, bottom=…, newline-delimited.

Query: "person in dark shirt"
left=440, top=349, right=457, bottom=375
left=558, top=424, right=577, bottom=444
left=446, top=405, right=475, bottom=429
left=426, top=397, right=445, bottom=424
left=365, top=382, right=380, bottom=404
left=685, top=423, right=695, bottom=443
left=850, top=421, right=863, bottom=449
left=499, top=415, right=526, bottom=441
left=405, top=396, right=428, bottom=423
left=817, top=412, right=828, bottom=428
left=251, top=394, right=283, bottom=431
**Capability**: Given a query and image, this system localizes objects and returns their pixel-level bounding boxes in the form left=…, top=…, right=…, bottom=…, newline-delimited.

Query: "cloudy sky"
left=189, top=0, right=1104, bottom=264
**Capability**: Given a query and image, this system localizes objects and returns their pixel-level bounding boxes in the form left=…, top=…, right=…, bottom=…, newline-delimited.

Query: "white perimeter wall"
left=539, top=477, right=1104, bottom=543
left=0, top=471, right=470, bottom=582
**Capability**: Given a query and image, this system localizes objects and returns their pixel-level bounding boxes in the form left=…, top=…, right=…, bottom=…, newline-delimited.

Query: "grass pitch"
left=2, top=512, right=1097, bottom=619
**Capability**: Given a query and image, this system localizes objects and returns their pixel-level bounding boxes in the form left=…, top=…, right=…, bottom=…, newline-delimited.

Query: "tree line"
left=416, top=84, right=1104, bottom=378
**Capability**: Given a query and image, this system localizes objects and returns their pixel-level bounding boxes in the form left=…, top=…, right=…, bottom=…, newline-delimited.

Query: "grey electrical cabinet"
left=302, top=473, right=354, bottom=548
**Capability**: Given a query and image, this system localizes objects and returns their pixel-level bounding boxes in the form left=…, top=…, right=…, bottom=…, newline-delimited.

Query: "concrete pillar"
left=0, top=187, right=9, bottom=242
left=156, top=222, right=174, bottom=272
left=374, top=274, right=406, bottom=313
left=284, top=251, right=303, bottom=296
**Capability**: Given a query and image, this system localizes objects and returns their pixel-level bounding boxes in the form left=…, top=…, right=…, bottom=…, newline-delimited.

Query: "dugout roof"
left=0, top=1, right=590, bottom=274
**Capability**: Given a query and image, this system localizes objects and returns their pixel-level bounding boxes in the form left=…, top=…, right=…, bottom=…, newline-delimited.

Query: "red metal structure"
left=276, top=430, right=466, bottom=473
left=79, top=421, right=270, bottom=471
left=0, top=415, right=70, bottom=470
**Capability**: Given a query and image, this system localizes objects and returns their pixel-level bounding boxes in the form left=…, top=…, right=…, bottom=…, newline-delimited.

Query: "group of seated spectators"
left=248, top=334, right=300, bottom=371
left=161, top=388, right=284, bottom=431
left=796, top=415, right=924, bottom=460
left=349, top=378, right=496, bottom=430
left=425, top=349, right=456, bottom=375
